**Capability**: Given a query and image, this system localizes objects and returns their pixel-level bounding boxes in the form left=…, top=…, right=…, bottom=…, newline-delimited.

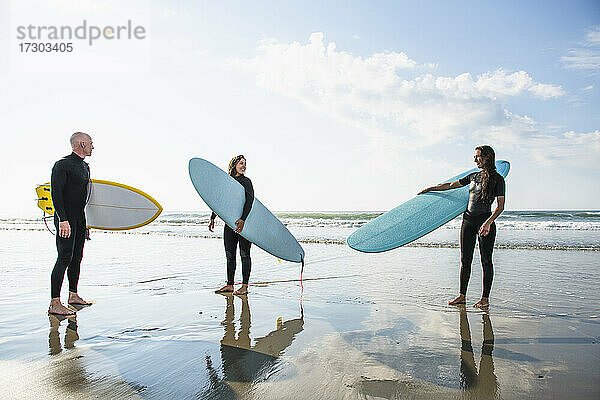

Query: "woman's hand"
left=208, top=219, right=215, bottom=232
left=234, top=219, right=245, bottom=233
left=479, top=221, right=491, bottom=236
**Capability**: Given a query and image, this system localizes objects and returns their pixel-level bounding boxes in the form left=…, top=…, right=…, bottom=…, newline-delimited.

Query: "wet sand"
left=0, top=229, right=598, bottom=399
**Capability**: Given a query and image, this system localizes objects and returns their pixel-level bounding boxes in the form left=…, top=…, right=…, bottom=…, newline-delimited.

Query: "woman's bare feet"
left=473, top=298, right=489, bottom=309
left=215, top=285, right=234, bottom=294
left=68, top=292, right=92, bottom=306
left=448, top=294, right=466, bottom=305
left=234, top=284, right=248, bottom=295
left=48, top=298, right=75, bottom=316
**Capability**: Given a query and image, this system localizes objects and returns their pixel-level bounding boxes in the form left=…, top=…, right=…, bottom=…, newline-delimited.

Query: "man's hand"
left=234, top=219, right=245, bottom=233
left=58, top=221, right=71, bottom=238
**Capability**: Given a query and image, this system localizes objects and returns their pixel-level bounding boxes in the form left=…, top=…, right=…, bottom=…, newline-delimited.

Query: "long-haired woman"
left=210, top=155, right=254, bottom=295
left=419, top=146, right=505, bottom=308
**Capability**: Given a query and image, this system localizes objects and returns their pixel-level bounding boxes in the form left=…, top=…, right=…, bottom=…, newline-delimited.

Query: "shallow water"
left=0, top=229, right=598, bottom=399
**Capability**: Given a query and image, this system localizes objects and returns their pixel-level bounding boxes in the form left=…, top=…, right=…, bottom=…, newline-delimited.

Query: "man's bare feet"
left=48, top=298, right=76, bottom=316
left=473, top=298, right=489, bottom=309
left=215, top=285, right=234, bottom=294
left=448, top=294, right=466, bottom=305
left=233, top=284, right=248, bottom=296
left=68, top=292, right=92, bottom=306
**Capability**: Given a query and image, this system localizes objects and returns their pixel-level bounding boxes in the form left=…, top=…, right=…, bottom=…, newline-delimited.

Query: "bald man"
left=48, top=132, right=94, bottom=316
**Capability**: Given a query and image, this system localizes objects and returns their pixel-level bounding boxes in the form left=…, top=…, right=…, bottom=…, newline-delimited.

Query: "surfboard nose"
left=497, top=160, right=510, bottom=176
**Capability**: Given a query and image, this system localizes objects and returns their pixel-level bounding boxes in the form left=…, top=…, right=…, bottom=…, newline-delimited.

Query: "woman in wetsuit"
left=210, top=155, right=254, bottom=295
left=419, top=145, right=505, bottom=308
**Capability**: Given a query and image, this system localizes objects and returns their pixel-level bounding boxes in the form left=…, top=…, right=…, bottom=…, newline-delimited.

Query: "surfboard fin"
left=300, top=255, right=305, bottom=289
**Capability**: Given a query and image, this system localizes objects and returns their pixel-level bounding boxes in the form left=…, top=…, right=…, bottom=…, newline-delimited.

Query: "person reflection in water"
left=204, top=294, right=304, bottom=390
left=459, top=306, right=498, bottom=397
left=48, top=314, right=79, bottom=355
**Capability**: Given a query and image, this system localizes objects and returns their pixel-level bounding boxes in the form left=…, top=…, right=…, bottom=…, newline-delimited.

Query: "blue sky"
left=1, top=0, right=598, bottom=216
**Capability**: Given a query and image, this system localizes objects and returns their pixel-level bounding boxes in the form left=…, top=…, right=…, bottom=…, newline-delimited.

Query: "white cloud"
left=585, top=29, right=600, bottom=46
left=232, top=32, right=588, bottom=165
left=479, top=116, right=600, bottom=166
left=241, top=33, right=562, bottom=106
left=475, top=69, right=564, bottom=99
left=524, top=130, right=600, bottom=166
left=561, top=26, right=600, bottom=71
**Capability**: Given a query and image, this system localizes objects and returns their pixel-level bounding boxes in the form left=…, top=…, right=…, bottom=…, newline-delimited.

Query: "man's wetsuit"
left=457, top=171, right=505, bottom=298
left=50, top=152, right=90, bottom=299
left=212, top=175, right=254, bottom=285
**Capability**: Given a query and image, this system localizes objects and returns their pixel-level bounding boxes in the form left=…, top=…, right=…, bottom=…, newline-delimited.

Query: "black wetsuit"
left=212, top=175, right=254, bottom=285
left=457, top=171, right=505, bottom=298
left=50, top=152, right=90, bottom=299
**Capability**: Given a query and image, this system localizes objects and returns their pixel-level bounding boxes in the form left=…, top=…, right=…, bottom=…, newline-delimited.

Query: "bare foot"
left=48, top=299, right=76, bottom=316
left=448, top=294, right=466, bottom=305
left=234, top=284, right=248, bottom=296
left=68, top=292, right=92, bottom=306
left=473, top=298, right=489, bottom=309
left=215, top=285, right=234, bottom=294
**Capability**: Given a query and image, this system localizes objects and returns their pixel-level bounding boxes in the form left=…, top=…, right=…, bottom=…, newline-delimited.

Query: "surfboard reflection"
left=205, top=294, right=304, bottom=385
left=458, top=306, right=498, bottom=397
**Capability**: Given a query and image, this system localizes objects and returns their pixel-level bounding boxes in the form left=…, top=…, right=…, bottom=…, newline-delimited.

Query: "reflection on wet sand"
left=202, top=294, right=304, bottom=398
left=46, top=314, right=143, bottom=399
left=48, top=314, right=79, bottom=355
left=459, top=306, right=498, bottom=398
left=352, top=308, right=501, bottom=399
left=48, top=314, right=92, bottom=395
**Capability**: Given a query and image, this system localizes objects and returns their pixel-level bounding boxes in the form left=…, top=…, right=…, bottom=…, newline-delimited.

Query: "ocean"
left=4, top=210, right=600, bottom=250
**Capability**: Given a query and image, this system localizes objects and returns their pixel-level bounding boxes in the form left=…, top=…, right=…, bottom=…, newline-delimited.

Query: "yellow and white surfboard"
left=35, top=180, right=162, bottom=230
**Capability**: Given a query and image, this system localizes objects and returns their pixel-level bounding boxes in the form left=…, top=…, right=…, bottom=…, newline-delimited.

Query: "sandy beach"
left=0, top=218, right=598, bottom=399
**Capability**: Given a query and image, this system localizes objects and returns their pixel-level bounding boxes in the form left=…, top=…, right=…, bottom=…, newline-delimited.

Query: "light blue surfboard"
left=347, top=160, right=510, bottom=253
left=189, top=158, right=305, bottom=263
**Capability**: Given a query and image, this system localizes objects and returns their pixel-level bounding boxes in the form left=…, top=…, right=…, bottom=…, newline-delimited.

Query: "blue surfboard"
left=189, top=158, right=305, bottom=263
left=347, top=160, right=510, bottom=253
